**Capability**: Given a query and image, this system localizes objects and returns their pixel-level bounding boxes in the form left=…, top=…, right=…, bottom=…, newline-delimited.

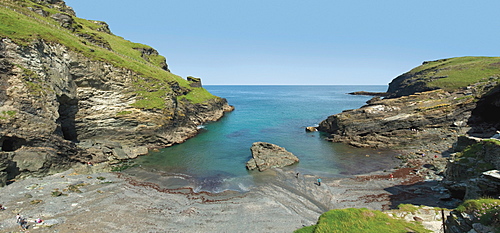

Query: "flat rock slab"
left=246, top=142, right=299, bottom=171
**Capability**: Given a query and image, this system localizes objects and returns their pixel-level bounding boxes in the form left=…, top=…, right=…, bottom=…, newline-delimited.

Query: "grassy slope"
left=0, top=0, right=216, bottom=109
left=402, top=56, right=500, bottom=91
left=295, top=208, right=430, bottom=233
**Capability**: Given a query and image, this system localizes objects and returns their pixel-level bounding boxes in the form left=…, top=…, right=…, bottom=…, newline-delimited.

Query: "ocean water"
left=130, top=85, right=399, bottom=192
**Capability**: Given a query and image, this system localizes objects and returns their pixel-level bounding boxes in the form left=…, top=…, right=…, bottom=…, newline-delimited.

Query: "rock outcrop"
left=318, top=56, right=500, bottom=203
left=445, top=210, right=495, bottom=233
left=442, top=136, right=500, bottom=200
left=246, top=142, right=299, bottom=171
left=319, top=68, right=500, bottom=149
left=318, top=88, right=479, bottom=149
left=0, top=0, right=233, bottom=185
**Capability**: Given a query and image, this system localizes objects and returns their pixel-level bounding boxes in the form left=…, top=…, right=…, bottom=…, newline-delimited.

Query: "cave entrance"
left=56, top=94, right=79, bottom=142
left=1, top=136, right=26, bottom=151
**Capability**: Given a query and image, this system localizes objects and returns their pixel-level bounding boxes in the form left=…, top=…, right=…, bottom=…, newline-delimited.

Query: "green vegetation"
left=0, top=110, right=16, bottom=120
left=456, top=143, right=483, bottom=159
left=404, top=57, right=500, bottom=91
left=0, top=0, right=216, bottom=109
left=294, top=208, right=430, bottom=233
left=178, top=87, right=218, bottom=104
left=456, top=198, right=500, bottom=232
left=111, top=161, right=137, bottom=172
left=1, top=110, right=16, bottom=116
left=452, top=140, right=497, bottom=177
left=396, top=204, right=420, bottom=213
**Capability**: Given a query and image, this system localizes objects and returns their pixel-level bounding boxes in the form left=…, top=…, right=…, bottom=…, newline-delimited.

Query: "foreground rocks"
left=0, top=166, right=449, bottom=232
left=246, top=142, right=299, bottom=171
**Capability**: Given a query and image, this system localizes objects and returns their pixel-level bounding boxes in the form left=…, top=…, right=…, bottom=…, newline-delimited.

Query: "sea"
left=126, top=85, right=400, bottom=193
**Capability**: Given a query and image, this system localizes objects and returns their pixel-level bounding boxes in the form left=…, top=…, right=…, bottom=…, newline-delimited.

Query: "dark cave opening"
left=56, top=94, right=79, bottom=141
left=1, top=136, right=26, bottom=151
left=468, top=87, right=500, bottom=134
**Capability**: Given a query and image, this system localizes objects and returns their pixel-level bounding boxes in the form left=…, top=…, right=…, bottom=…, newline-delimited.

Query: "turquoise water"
left=132, top=85, right=399, bottom=192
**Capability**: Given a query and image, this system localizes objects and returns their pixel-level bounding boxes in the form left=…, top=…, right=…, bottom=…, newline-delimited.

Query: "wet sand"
left=0, top=162, right=451, bottom=233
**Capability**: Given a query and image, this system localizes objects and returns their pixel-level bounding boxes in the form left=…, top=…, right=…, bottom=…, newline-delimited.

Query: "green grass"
left=294, top=208, right=430, bottom=233
left=0, top=0, right=217, bottom=109
left=456, top=199, right=500, bottom=232
left=403, top=56, right=500, bottom=91
left=178, top=87, right=218, bottom=104
left=457, top=143, right=483, bottom=159
left=1, top=110, right=16, bottom=117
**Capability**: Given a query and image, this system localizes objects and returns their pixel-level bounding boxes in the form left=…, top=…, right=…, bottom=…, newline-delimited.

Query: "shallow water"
left=129, top=85, right=400, bottom=192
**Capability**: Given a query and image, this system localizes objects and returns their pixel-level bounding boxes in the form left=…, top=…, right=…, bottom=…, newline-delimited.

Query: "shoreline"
left=0, top=157, right=454, bottom=232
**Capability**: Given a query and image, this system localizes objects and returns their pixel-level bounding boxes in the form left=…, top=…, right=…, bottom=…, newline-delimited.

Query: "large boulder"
left=246, top=142, right=299, bottom=171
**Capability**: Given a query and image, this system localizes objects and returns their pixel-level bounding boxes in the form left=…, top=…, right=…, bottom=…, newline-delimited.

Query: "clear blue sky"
left=64, top=0, right=500, bottom=85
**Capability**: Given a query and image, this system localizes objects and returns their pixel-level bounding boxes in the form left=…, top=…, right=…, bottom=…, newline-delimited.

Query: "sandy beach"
left=0, top=160, right=452, bottom=233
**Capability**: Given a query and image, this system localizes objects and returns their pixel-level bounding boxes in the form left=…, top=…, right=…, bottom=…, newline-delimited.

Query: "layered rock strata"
left=318, top=79, right=499, bottom=149
left=0, top=38, right=232, bottom=184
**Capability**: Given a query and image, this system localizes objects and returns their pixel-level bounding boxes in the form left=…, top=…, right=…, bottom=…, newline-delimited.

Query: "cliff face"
left=318, top=56, right=500, bottom=202
left=317, top=88, right=479, bottom=149
left=319, top=57, right=500, bottom=149
left=0, top=0, right=232, bottom=184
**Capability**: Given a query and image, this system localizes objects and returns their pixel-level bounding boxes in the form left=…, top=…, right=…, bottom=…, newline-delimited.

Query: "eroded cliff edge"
left=318, top=56, right=500, bottom=201
left=0, top=0, right=233, bottom=185
left=318, top=57, right=500, bottom=150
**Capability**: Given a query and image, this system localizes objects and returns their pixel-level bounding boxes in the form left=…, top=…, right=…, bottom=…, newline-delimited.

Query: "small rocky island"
left=246, top=142, right=299, bottom=171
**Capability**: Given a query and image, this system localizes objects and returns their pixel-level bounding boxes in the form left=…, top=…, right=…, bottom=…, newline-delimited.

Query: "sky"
left=64, top=0, right=500, bottom=85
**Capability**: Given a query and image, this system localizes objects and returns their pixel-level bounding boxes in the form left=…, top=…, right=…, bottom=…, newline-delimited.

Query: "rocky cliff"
left=0, top=0, right=233, bottom=185
left=443, top=136, right=500, bottom=200
left=318, top=56, right=500, bottom=203
left=318, top=57, right=500, bottom=150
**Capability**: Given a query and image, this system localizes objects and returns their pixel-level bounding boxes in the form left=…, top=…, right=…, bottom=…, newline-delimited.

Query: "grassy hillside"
left=0, top=0, right=215, bottom=109
left=388, top=56, right=500, bottom=96
left=415, top=57, right=500, bottom=90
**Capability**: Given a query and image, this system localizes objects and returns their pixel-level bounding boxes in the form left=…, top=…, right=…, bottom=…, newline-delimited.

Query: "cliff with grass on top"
left=318, top=56, right=500, bottom=150
left=316, top=56, right=500, bottom=232
left=0, top=0, right=233, bottom=185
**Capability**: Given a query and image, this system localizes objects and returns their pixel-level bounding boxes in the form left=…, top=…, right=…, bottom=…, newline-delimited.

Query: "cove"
left=130, top=85, right=400, bottom=192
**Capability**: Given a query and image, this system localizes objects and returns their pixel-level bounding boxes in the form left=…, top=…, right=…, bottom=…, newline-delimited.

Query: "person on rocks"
left=317, top=178, right=322, bottom=186
left=16, top=213, right=27, bottom=231
left=0, top=204, right=5, bottom=210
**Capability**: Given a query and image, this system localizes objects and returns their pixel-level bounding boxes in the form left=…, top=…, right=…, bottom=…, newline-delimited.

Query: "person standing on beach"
left=16, top=213, right=26, bottom=230
left=317, top=178, right=321, bottom=186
